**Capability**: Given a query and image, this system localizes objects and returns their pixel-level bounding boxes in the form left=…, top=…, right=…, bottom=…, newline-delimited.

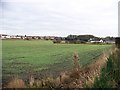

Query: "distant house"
left=15, top=35, right=22, bottom=39
left=20, top=36, right=25, bottom=39
left=0, top=34, right=23, bottom=39
left=105, top=40, right=115, bottom=44
left=50, top=36, right=55, bottom=40
left=103, top=37, right=115, bottom=44
left=26, top=36, right=33, bottom=40
left=10, top=35, right=15, bottom=39
left=88, top=38, right=105, bottom=43
left=99, top=39, right=104, bottom=43
left=0, top=34, right=10, bottom=39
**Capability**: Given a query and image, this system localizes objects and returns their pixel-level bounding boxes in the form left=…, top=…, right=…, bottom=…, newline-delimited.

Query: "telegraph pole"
left=118, top=1, right=120, bottom=37
left=115, top=1, right=120, bottom=48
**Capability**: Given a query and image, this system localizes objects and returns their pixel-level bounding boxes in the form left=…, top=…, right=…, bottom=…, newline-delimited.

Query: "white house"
left=89, top=39, right=104, bottom=43
left=0, top=34, right=8, bottom=39
left=99, top=39, right=104, bottom=43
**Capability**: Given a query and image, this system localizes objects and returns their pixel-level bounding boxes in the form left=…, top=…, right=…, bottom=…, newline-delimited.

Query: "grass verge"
left=92, top=48, right=120, bottom=88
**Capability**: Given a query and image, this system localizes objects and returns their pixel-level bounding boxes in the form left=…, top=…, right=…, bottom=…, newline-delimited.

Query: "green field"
left=2, top=40, right=111, bottom=82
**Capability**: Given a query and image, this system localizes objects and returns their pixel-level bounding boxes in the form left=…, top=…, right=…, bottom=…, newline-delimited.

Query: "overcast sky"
left=0, top=0, right=119, bottom=37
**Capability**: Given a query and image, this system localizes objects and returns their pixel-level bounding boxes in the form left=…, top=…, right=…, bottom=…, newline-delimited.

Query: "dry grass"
left=29, top=75, right=35, bottom=87
left=73, top=51, right=80, bottom=72
left=7, top=77, right=26, bottom=88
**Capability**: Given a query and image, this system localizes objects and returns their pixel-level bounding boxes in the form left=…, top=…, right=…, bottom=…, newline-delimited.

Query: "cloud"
left=0, top=0, right=119, bottom=37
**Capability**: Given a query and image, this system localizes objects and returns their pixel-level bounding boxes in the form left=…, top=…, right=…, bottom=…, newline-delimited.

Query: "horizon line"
left=0, top=33, right=118, bottom=38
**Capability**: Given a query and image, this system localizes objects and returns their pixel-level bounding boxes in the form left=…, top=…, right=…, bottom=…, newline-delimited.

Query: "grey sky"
left=0, top=0, right=119, bottom=37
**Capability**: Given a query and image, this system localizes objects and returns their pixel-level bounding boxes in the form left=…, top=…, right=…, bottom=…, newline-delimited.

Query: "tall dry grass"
left=7, top=77, right=26, bottom=88
left=73, top=51, right=80, bottom=72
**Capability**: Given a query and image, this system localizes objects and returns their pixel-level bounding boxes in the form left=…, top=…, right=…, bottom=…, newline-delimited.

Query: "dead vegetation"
left=7, top=77, right=26, bottom=88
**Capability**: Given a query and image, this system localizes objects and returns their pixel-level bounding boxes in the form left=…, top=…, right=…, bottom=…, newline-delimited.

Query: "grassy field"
left=2, top=40, right=112, bottom=83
